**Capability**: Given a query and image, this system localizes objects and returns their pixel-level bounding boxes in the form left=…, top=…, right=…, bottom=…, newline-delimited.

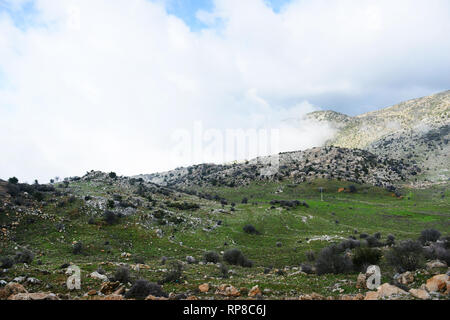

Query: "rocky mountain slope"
left=139, top=146, right=419, bottom=191
left=141, top=91, right=448, bottom=189
left=306, top=90, right=450, bottom=183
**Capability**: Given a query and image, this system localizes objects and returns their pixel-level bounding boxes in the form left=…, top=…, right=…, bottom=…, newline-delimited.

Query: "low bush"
left=300, top=263, right=314, bottom=274
left=113, top=266, right=131, bottom=284
left=386, top=240, right=425, bottom=272
left=103, top=210, right=121, bottom=225
left=386, top=234, right=395, bottom=246
left=14, top=249, right=34, bottom=264
left=72, top=242, right=83, bottom=255
left=419, top=229, right=441, bottom=244
left=243, top=224, right=260, bottom=235
left=124, top=280, right=167, bottom=299
left=223, top=248, right=253, bottom=268
left=315, top=245, right=353, bottom=275
left=352, top=247, right=382, bottom=272
left=0, top=256, right=14, bottom=269
left=160, top=261, right=183, bottom=284
left=203, top=251, right=220, bottom=264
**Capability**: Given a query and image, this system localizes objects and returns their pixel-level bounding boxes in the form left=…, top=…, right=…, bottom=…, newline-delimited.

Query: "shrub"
left=419, top=229, right=441, bottom=244
left=14, top=249, right=34, bottom=264
left=386, top=234, right=395, bottom=246
left=315, top=245, right=353, bottom=275
left=160, top=261, right=183, bottom=284
left=72, top=242, right=83, bottom=255
left=0, top=256, right=14, bottom=269
left=300, top=263, right=314, bottom=274
left=423, top=243, right=450, bottom=264
left=107, top=200, right=115, bottom=209
left=243, top=224, right=260, bottom=235
left=103, top=210, right=120, bottom=225
left=8, top=177, right=18, bottom=184
left=124, top=280, right=167, bottom=299
left=218, top=263, right=229, bottom=278
left=109, top=172, right=117, bottom=179
left=306, top=250, right=315, bottom=262
left=386, top=240, right=425, bottom=272
left=337, top=239, right=360, bottom=251
left=366, top=236, right=382, bottom=248
left=223, top=248, right=253, bottom=268
left=133, top=255, right=146, bottom=264
left=352, top=247, right=382, bottom=272
left=113, top=266, right=131, bottom=284
left=241, top=197, right=248, bottom=204
left=203, top=251, right=220, bottom=264
left=374, top=232, right=382, bottom=240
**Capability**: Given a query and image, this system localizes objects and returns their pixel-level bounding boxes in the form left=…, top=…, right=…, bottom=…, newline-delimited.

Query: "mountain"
left=139, top=146, right=419, bottom=191
left=305, top=90, right=450, bottom=183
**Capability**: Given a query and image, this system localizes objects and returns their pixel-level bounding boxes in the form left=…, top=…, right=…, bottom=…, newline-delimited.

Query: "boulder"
left=425, top=274, right=449, bottom=293
left=365, top=283, right=408, bottom=300
left=8, top=292, right=59, bottom=300
left=377, top=283, right=407, bottom=298
left=426, top=260, right=447, bottom=270
left=215, top=284, right=240, bottom=297
left=101, top=294, right=124, bottom=300
left=356, top=273, right=367, bottom=289
left=89, top=271, right=109, bottom=282
left=99, top=281, right=121, bottom=295
left=399, top=271, right=414, bottom=285
left=248, top=285, right=262, bottom=297
left=409, top=288, right=431, bottom=300
left=0, top=282, right=28, bottom=299
left=198, top=283, right=210, bottom=293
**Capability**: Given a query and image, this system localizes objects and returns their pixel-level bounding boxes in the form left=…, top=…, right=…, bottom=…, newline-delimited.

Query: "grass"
left=1, top=178, right=449, bottom=299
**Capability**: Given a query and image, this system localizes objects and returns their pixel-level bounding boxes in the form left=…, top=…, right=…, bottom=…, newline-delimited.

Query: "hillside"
left=139, top=146, right=419, bottom=194
left=0, top=173, right=449, bottom=301
left=305, top=90, right=450, bottom=183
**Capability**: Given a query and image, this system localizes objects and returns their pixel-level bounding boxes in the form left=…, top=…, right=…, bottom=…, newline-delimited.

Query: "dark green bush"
left=243, top=225, right=260, bottom=235
left=124, top=280, right=167, bottom=299
left=386, top=240, right=425, bottom=272
left=14, top=249, right=34, bottom=264
left=223, top=248, right=253, bottom=268
left=203, top=251, right=220, bottom=263
left=113, top=266, right=131, bottom=284
left=419, top=229, right=441, bottom=244
left=352, top=247, right=382, bottom=271
left=0, top=256, right=14, bottom=268
left=315, top=245, right=353, bottom=275
left=160, top=261, right=183, bottom=284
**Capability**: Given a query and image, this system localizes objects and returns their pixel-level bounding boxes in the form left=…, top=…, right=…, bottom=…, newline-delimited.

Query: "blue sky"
left=0, top=0, right=292, bottom=31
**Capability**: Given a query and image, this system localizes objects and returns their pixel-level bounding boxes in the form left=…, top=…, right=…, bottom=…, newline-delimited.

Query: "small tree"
left=8, top=177, right=18, bottom=184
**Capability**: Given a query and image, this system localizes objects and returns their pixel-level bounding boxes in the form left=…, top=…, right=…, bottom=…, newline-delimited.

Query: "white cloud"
left=0, top=0, right=449, bottom=182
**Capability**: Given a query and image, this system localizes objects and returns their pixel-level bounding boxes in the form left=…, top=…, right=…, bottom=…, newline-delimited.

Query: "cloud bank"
left=0, top=0, right=449, bottom=182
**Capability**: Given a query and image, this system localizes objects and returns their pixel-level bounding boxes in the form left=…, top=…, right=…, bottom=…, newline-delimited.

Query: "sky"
left=0, top=0, right=449, bottom=183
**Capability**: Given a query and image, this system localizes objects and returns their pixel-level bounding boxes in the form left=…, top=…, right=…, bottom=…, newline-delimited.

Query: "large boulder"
left=215, top=284, right=240, bottom=297
left=248, top=285, right=262, bottom=297
left=399, top=271, right=414, bottom=285
left=364, top=283, right=408, bottom=300
left=409, top=288, right=431, bottom=300
left=0, top=282, right=28, bottom=299
left=425, top=274, right=449, bottom=294
left=8, top=292, right=59, bottom=300
left=426, top=260, right=447, bottom=270
left=356, top=273, right=367, bottom=289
